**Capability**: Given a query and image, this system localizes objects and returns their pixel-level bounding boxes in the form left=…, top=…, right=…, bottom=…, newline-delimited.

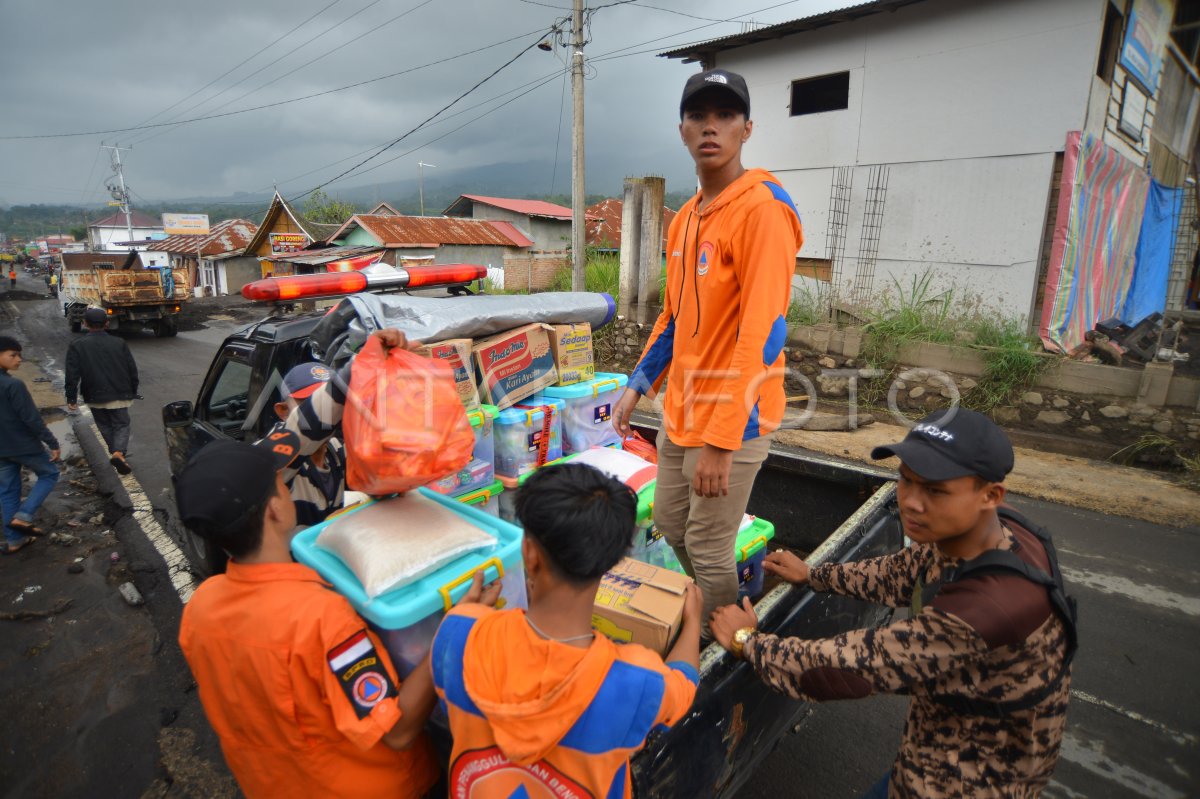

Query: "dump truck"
left=60, top=251, right=190, bottom=336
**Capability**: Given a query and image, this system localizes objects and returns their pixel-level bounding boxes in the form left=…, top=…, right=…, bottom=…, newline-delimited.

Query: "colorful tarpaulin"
left=1039, top=132, right=1150, bottom=353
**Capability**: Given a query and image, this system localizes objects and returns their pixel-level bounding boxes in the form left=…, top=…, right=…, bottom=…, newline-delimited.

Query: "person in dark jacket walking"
left=65, top=308, right=139, bottom=475
left=0, top=335, right=60, bottom=554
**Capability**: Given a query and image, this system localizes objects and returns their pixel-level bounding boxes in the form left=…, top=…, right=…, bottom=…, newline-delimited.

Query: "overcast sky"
left=0, top=0, right=847, bottom=207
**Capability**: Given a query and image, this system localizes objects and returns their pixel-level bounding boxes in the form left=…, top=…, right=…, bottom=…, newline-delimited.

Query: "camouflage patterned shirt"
left=744, top=521, right=1071, bottom=798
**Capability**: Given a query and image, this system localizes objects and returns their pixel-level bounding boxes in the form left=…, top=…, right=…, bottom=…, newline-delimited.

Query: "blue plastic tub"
left=291, top=488, right=525, bottom=675
left=536, top=373, right=628, bottom=453
left=492, top=398, right=565, bottom=479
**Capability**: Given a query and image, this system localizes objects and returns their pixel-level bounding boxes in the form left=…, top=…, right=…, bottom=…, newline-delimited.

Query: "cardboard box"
left=592, top=558, right=690, bottom=655
left=416, top=338, right=480, bottom=411
left=472, top=323, right=558, bottom=410
left=548, top=322, right=595, bottom=386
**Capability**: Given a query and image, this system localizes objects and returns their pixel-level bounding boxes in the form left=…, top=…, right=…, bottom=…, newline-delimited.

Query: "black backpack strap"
left=916, top=522, right=1079, bottom=718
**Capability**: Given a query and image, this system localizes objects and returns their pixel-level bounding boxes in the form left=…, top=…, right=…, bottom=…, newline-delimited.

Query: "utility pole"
left=102, top=143, right=134, bottom=250
left=570, top=0, right=586, bottom=292
left=418, top=161, right=436, bottom=216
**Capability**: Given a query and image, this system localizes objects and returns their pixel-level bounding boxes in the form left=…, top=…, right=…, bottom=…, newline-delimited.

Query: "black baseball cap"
left=83, top=307, right=108, bottom=326
left=871, top=409, right=1014, bottom=484
left=680, top=69, right=750, bottom=118
left=175, top=431, right=301, bottom=531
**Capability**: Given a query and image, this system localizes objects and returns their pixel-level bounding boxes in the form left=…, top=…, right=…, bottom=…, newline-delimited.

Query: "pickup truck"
left=60, top=251, right=189, bottom=337
left=162, top=307, right=903, bottom=798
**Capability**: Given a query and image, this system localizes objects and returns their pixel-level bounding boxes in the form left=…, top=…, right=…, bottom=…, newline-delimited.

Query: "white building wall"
left=90, top=225, right=166, bottom=253
left=712, top=0, right=1106, bottom=321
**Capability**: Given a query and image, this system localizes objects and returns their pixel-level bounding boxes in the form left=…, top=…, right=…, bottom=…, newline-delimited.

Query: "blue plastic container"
left=536, top=373, right=628, bottom=453
left=291, top=488, right=525, bottom=675
left=492, top=398, right=565, bottom=479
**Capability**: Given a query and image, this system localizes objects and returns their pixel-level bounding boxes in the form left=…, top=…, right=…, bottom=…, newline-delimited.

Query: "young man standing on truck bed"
left=272, top=362, right=345, bottom=526
left=711, top=410, right=1077, bottom=798
left=0, top=336, right=60, bottom=554
left=431, top=463, right=703, bottom=798
left=65, top=307, right=139, bottom=475
left=612, top=68, right=804, bottom=633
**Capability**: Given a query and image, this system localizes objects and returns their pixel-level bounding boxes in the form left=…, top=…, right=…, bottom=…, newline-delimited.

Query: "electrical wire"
left=286, top=30, right=554, bottom=201
left=127, top=0, right=385, bottom=146
left=548, top=68, right=569, bottom=195
left=0, top=27, right=547, bottom=141
left=131, top=0, right=345, bottom=131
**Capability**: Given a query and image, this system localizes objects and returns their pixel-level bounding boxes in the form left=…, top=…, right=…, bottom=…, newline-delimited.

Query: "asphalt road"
left=4, top=294, right=1199, bottom=798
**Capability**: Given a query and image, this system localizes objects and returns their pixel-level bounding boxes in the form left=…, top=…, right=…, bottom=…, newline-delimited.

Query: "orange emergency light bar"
left=241, top=263, right=486, bottom=303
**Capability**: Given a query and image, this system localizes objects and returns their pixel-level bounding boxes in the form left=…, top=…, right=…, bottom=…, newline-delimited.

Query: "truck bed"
left=629, top=430, right=902, bottom=798
left=61, top=265, right=190, bottom=306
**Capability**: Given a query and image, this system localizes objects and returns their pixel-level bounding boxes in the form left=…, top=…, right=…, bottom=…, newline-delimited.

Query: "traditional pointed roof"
left=242, top=191, right=344, bottom=254
left=367, top=202, right=402, bottom=216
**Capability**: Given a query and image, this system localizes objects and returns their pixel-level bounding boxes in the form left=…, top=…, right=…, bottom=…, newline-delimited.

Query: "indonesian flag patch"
left=328, top=630, right=396, bottom=719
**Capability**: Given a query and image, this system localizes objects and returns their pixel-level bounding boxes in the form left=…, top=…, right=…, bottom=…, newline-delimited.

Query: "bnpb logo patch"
left=696, top=241, right=715, bottom=276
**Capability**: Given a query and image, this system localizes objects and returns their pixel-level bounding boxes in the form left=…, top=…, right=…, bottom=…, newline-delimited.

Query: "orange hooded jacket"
left=431, top=604, right=698, bottom=798
left=630, top=167, right=803, bottom=450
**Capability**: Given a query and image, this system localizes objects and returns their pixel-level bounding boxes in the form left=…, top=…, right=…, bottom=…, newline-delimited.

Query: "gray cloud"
left=0, top=0, right=844, bottom=206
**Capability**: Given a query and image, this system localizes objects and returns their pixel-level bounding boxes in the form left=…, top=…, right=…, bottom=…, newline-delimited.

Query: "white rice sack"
left=570, top=447, right=656, bottom=490
left=316, top=493, right=496, bottom=598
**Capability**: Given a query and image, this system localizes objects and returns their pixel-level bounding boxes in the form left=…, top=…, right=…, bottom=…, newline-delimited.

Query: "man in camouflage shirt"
left=711, top=409, right=1074, bottom=798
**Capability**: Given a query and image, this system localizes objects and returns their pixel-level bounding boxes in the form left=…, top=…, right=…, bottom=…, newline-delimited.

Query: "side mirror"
left=162, top=400, right=193, bottom=428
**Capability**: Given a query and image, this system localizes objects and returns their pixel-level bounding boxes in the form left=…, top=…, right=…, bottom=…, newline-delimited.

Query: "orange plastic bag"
left=343, top=336, right=475, bottom=495
left=621, top=430, right=658, bottom=465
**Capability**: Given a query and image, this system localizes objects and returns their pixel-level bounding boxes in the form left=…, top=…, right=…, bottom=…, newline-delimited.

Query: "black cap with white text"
left=871, top=409, right=1014, bottom=483
left=680, top=69, right=750, bottom=119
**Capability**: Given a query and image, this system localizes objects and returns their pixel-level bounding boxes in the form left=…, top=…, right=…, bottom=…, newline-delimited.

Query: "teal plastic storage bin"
left=537, top=373, right=628, bottom=453
left=456, top=478, right=504, bottom=518
left=291, top=488, right=525, bottom=676
left=493, top=398, right=565, bottom=479
left=425, top=404, right=497, bottom=497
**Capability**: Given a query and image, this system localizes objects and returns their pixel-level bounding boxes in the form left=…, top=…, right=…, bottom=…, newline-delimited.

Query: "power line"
left=288, top=31, right=555, bottom=201
left=0, top=27, right=546, bottom=141
left=131, top=0, right=345, bottom=131
left=128, top=0, right=385, bottom=146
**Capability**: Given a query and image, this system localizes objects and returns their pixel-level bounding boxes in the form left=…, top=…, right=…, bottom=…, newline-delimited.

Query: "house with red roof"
left=443, top=194, right=597, bottom=253
left=332, top=213, right=531, bottom=271
left=87, top=210, right=165, bottom=253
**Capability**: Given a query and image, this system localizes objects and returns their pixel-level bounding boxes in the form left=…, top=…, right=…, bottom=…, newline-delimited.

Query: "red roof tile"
left=585, top=198, right=677, bottom=250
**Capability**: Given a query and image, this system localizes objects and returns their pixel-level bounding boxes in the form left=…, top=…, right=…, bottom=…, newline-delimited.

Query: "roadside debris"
left=0, top=597, right=74, bottom=621
left=118, top=582, right=145, bottom=606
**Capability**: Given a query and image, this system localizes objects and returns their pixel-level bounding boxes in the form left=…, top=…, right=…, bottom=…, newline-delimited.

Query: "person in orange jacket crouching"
left=431, top=463, right=704, bottom=798
left=176, top=430, right=499, bottom=798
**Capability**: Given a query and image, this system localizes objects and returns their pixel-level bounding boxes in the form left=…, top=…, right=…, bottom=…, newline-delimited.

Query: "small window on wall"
left=790, top=71, right=850, bottom=116
left=1096, top=0, right=1125, bottom=83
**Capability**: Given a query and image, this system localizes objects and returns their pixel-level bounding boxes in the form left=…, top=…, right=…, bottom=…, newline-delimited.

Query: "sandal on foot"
left=8, top=519, right=43, bottom=536
left=3, top=536, right=34, bottom=555
left=110, top=455, right=133, bottom=475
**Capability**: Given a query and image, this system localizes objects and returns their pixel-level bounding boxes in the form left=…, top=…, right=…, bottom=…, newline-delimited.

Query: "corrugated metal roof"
left=90, top=210, right=161, bottom=229
left=340, top=215, right=532, bottom=248
left=585, top=198, right=677, bottom=250
left=155, top=218, right=258, bottom=256
left=659, top=0, right=927, bottom=63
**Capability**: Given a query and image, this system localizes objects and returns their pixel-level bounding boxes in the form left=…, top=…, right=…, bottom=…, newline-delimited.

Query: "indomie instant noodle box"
left=471, top=323, right=558, bottom=410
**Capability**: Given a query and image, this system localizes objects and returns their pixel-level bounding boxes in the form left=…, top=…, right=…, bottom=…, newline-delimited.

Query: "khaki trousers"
left=653, top=429, right=772, bottom=634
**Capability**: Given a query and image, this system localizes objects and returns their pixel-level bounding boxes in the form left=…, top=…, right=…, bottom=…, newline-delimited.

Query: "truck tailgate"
left=631, top=480, right=902, bottom=798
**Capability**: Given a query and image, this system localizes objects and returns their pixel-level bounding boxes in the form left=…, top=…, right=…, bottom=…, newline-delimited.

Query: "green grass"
left=961, top=317, right=1046, bottom=411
